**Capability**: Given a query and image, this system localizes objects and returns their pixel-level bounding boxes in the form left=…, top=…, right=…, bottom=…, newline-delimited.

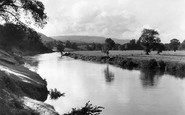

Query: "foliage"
left=101, top=38, right=115, bottom=56
left=119, top=59, right=138, bottom=69
left=71, top=43, right=78, bottom=49
left=179, top=40, right=185, bottom=50
left=105, top=38, right=116, bottom=50
left=158, top=60, right=166, bottom=70
left=0, top=0, right=47, bottom=28
left=139, top=29, right=160, bottom=55
left=57, top=42, right=64, bottom=52
left=50, top=88, right=65, bottom=100
left=170, top=38, right=180, bottom=51
left=63, top=101, right=104, bottom=115
left=155, top=43, right=165, bottom=54
left=0, top=23, right=51, bottom=54
left=122, top=39, right=143, bottom=50
left=0, top=23, right=25, bottom=48
left=142, top=59, right=158, bottom=69
left=65, top=40, right=72, bottom=48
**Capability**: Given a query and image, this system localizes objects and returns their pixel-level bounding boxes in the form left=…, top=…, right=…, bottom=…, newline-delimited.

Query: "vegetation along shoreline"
left=67, top=51, right=185, bottom=78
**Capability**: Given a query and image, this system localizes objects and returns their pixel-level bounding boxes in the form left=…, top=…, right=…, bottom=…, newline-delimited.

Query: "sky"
left=35, top=0, right=185, bottom=43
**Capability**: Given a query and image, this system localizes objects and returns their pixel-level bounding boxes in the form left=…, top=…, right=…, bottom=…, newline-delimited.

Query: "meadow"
left=72, top=50, right=185, bottom=63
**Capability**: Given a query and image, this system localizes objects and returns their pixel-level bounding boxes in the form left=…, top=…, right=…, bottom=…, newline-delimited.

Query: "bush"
left=119, top=59, right=138, bottom=70
left=141, top=59, right=158, bottom=69
left=125, top=59, right=138, bottom=70
left=63, top=101, right=104, bottom=115
left=158, top=60, right=166, bottom=70
left=50, top=88, right=65, bottom=100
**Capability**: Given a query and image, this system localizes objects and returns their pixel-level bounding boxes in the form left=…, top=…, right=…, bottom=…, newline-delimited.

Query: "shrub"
left=119, top=59, right=127, bottom=67
left=158, top=60, right=166, bottom=70
left=124, top=59, right=138, bottom=70
left=119, top=59, right=138, bottom=70
left=63, top=101, right=104, bottom=115
left=141, top=59, right=158, bottom=69
left=50, top=88, right=65, bottom=100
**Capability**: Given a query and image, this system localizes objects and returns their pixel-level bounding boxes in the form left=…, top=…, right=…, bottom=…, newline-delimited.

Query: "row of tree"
left=100, top=29, right=182, bottom=56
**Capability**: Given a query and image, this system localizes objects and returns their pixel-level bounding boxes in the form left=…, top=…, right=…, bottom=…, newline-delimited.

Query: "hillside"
left=0, top=48, right=58, bottom=115
left=52, top=35, right=129, bottom=44
left=39, top=33, right=55, bottom=43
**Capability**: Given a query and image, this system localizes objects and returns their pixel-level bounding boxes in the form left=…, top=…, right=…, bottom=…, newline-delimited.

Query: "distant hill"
left=52, top=35, right=129, bottom=44
left=39, top=33, right=55, bottom=43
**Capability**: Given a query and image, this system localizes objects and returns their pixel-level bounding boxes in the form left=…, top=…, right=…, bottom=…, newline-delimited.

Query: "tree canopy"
left=170, top=38, right=180, bottom=52
left=102, top=38, right=115, bottom=56
left=139, top=29, right=160, bottom=55
left=179, top=40, right=185, bottom=50
left=105, top=38, right=116, bottom=50
left=0, top=0, right=47, bottom=28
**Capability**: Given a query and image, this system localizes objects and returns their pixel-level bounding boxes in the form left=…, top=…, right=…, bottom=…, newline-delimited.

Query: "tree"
left=156, top=43, right=165, bottom=54
left=65, top=40, right=71, bottom=48
left=170, top=38, right=180, bottom=52
left=130, top=39, right=136, bottom=45
left=139, top=29, right=159, bottom=55
left=105, top=38, right=115, bottom=50
left=0, top=0, right=47, bottom=28
left=57, top=42, right=64, bottom=55
left=71, top=43, right=78, bottom=50
left=179, top=40, right=185, bottom=50
left=0, top=23, right=50, bottom=52
left=0, top=23, right=25, bottom=48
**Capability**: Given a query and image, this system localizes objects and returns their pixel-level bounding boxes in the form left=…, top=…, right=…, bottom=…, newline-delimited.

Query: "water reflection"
left=103, top=64, right=115, bottom=83
left=28, top=53, right=185, bottom=115
left=140, top=69, right=164, bottom=88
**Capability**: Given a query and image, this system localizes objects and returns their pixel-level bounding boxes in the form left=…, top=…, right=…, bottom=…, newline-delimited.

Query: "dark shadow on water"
left=104, top=64, right=115, bottom=83
left=140, top=69, right=164, bottom=88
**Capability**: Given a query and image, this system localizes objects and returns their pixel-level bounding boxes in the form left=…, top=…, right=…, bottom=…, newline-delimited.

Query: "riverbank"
left=68, top=51, right=185, bottom=78
left=0, top=49, right=58, bottom=115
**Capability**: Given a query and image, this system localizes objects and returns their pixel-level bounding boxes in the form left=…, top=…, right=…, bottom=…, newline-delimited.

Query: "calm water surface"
left=31, top=52, right=185, bottom=115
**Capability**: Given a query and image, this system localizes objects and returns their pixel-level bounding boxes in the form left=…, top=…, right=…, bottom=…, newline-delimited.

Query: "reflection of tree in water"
left=140, top=69, right=164, bottom=88
left=104, top=64, right=115, bottom=83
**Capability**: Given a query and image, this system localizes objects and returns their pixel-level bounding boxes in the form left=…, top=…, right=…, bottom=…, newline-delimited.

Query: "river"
left=30, top=52, right=185, bottom=115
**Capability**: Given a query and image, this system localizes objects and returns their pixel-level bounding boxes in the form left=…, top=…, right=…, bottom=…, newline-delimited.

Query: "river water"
left=30, top=52, right=185, bottom=115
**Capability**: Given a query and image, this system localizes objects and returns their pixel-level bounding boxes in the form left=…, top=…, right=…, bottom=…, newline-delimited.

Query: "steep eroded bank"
left=0, top=49, right=58, bottom=115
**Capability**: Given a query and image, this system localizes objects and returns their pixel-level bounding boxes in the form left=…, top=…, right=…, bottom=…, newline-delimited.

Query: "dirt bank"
left=0, top=49, right=58, bottom=115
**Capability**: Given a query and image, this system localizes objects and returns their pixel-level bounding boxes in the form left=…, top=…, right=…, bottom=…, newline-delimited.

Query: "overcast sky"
left=36, top=0, right=185, bottom=43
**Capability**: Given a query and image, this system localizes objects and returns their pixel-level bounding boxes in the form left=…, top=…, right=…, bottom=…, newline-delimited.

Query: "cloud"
left=37, top=0, right=185, bottom=43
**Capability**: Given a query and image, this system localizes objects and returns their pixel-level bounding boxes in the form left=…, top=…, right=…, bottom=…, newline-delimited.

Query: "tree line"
left=69, top=29, right=183, bottom=56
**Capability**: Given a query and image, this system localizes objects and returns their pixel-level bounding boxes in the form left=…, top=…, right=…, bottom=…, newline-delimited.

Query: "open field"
left=72, top=50, right=185, bottom=63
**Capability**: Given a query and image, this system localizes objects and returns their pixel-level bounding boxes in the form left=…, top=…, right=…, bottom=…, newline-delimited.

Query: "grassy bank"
left=68, top=50, right=185, bottom=78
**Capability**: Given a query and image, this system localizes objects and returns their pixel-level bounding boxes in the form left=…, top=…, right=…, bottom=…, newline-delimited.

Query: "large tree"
left=170, top=38, right=180, bottom=52
left=0, top=0, right=47, bottom=28
left=139, top=29, right=160, bottom=55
